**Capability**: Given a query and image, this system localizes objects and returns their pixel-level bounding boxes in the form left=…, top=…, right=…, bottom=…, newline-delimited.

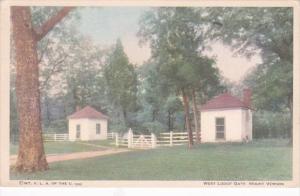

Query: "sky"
left=77, top=7, right=262, bottom=83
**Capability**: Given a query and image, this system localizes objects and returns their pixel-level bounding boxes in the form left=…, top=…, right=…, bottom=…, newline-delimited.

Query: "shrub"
left=253, top=111, right=291, bottom=138
left=142, top=121, right=166, bottom=135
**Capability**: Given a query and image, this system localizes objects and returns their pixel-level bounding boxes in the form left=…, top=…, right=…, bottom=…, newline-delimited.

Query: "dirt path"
left=10, top=148, right=130, bottom=165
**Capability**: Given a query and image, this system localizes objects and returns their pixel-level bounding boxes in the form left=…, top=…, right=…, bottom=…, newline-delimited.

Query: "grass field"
left=10, top=139, right=292, bottom=181
left=10, top=140, right=114, bottom=155
left=78, top=140, right=116, bottom=147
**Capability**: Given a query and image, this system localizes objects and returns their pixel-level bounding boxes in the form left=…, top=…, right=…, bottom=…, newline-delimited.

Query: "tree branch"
left=34, top=7, right=74, bottom=42
left=40, top=56, right=67, bottom=90
left=37, top=39, right=50, bottom=64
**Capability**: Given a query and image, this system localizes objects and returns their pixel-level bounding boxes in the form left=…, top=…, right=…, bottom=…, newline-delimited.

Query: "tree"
left=206, top=7, right=293, bottom=139
left=11, top=6, right=73, bottom=172
left=27, top=8, right=81, bottom=130
left=187, top=55, right=223, bottom=142
left=163, top=96, right=182, bottom=131
left=61, top=35, right=107, bottom=112
left=138, top=8, right=221, bottom=147
left=103, top=39, right=138, bottom=130
left=136, top=60, right=184, bottom=134
left=138, top=60, right=171, bottom=122
left=10, top=7, right=75, bottom=139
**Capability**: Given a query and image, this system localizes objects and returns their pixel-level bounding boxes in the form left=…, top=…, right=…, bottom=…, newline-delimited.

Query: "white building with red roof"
left=200, top=89, right=253, bottom=142
left=68, top=106, right=109, bottom=141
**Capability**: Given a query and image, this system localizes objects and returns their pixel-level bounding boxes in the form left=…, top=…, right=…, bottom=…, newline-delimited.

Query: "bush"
left=142, top=121, right=166, bottom=135
left=253, top=111, right=291, bottom=139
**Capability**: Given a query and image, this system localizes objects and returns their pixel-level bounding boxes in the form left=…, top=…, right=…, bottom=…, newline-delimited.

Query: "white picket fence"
left=43, top=133, right=69, bottom=142
left=13, top=131, right=195, bottom=145
left=113, top=129, right=197, bottom=149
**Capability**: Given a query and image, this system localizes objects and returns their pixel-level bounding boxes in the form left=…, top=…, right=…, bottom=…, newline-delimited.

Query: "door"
left=76, top=124, right=81, bottom=139
left=215, top=117, right=225, bottom=140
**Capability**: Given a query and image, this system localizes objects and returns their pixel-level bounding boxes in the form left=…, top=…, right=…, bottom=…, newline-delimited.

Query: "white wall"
left=87, top=119, right=108, bottom=140
left=68, top=118, right=108, bottom=141
left=201, top=108, right=252, bottom=142
left=69, top=119, right=89, bottom=141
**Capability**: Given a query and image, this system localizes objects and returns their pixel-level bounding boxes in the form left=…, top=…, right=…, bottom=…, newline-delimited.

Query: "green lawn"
left=79, top=139, right=116, bottom=147
left=10, top=141, right=109, bottom=155
left=10, top=139, right=292, bottom=181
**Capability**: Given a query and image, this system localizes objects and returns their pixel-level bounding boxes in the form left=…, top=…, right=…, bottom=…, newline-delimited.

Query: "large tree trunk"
left=181, top=88, right=193, bottom=148
left=11, top=6, right=73, bottom=172
left=191, top=89, right=201, bottom=143
left=12, top=7, right=48, bottom=172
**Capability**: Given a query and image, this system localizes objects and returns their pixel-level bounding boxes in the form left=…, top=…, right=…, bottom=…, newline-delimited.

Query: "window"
left=96, top=123, right=101, bottom=134
left=216, top=117, right=225, bottom=139
left=76, top=124, right=81, bottom=139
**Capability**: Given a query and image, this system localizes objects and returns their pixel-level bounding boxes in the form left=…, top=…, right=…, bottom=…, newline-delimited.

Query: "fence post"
left=151, top=133, right=157, bottom=148
left=115, top=132, right=119, bottom=147
left=128, top=128, right=133, bottom=148
left=170, top=131, right=173, bottom=146
left=54, top=133, right=57, bottom=141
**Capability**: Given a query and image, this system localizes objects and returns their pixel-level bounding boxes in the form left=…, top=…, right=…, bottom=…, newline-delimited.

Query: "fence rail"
left=12, top=130, right=197, bottom=148
left=43, top=133, right=69, bottom=142
left=113, top=130, right=197, bottom=149
left=107, top=132, right=116, bottom=140
left=11, top=133, right=69, bottom=143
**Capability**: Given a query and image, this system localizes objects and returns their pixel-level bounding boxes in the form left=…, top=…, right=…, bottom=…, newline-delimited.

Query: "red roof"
left=201, top=92, right=250, bottom=111
left=68, top=106, right=109, bottom=120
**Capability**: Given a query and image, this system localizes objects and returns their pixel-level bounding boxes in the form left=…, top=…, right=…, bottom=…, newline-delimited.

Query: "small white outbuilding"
left=200, top=89, right=253, bottom=143
left=68, top=106, right=109, bottom=141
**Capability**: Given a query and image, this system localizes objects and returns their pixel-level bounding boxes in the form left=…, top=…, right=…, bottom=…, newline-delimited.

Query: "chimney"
left=243, top=88, right=252, bottom=107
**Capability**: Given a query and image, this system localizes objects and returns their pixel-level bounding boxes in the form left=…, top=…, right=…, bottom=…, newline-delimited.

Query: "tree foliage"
left=206, top=7, right=293, bottom=112
left=138, top=7, right=224, bottom=146
left=104, top=39, right=138, bottom=128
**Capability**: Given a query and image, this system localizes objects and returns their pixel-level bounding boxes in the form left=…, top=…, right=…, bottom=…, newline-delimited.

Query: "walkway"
left=10, top=148, right=130, bottom=165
